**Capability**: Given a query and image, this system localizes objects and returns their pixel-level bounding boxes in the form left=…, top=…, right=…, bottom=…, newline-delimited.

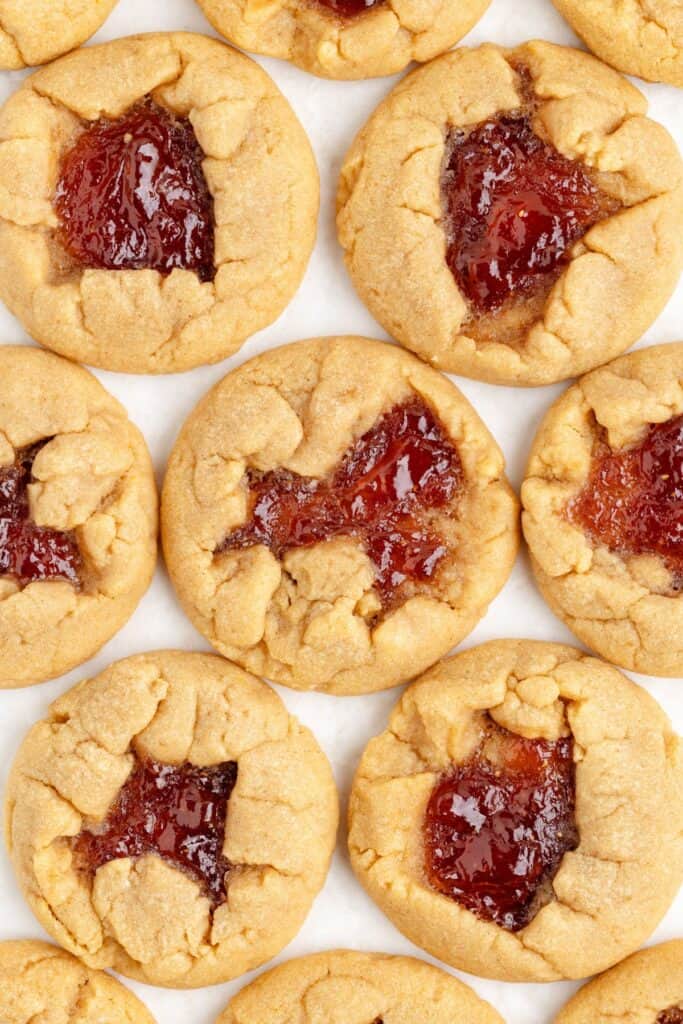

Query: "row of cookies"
left=2, top=0, right=682, bottom=85
left=0, top=34, right=680, bottom=380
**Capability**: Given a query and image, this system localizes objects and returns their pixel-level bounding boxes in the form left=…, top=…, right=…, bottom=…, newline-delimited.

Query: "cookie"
left=337, top=41, right=683, bottom=386
left=161, top=336, right=519, bottom=695
left=0, top=33, right=318, bottom=374
left=554, top=940, right=683, bottom=1024
left=0, top=939, right=155, bottom=1024
left=553, top=0, right=683, bottom=88
left=0, top=1, right=118, bottom=70
left=523, top=342, right=683, bottom=677
left=216, top=949, right=504, bottom=1024
left=348, top=639, right=683, bottom=982
left=0, top=346, right=157, bottom=689
left=5, top=650, right=339, bottom=988
left=195, top=0, right=490, bottom=80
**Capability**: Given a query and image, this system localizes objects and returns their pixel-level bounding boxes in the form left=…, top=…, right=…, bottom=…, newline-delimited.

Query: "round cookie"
left=5, top=651, right=339, bottom=989
left=0, top=33, right=318, bottom=374
left=523, top=342, right=683, bottom=677
left=216, top=950, right=504, bottom=1024
left=0, top=346, right=157, bottom=689
left=0, top=1, right=118, bottom=70
left=348, top=640, right=683, bottom=982
left=337, top=41, right=683, bottom=386
left=554, top=940, right=683, bottom=1024
left=161, top=336, right=519, bottom=695
left=553, top=0, right=683, bottom=88
left=0, top=939, right=155, bottom=1024
left=195, top=0, right=490, bottom=80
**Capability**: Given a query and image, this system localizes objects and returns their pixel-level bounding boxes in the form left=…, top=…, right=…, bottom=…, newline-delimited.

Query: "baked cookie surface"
left=337, top=41, right=683, bottom=386
left=553, top=0, right=683, bottom=87
left=0, top=346, right=157, bottom=689
left=5, top=651, right=339, bottom=988
left=0, top=0, right=118, bottom=70
left=161, top=336, right=519, bottom=695
left=0, top=33, right=318, bottom=374
left=196, top=0, right=490, bottom=80
left=0, top=939, right=155, bottom=1024
left=348, top=640, right=683, bottom=982
left=523, top=342, right=683, bottom=676
left=554, top=940, right=683, bottom=1024
left=216, top=949, right=504, bottom=1023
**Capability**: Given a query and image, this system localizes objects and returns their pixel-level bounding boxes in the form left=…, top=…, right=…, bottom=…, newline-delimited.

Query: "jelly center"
left=0, top=443, right=81, bottom=586
left=55, top=98, right=215, bottom=282
left=73, top=759, right=238, bottom=907
left=569, top=413, right=683, bottom=583
left=657, top=1008, right=683, bottom=1024
left=314, top=0, right=384, bottom=16
left=219, top=398, right=463, bottom=607
left=424, top=725, right=577, bottom=931
left=441, top=113, right=611, bottom=314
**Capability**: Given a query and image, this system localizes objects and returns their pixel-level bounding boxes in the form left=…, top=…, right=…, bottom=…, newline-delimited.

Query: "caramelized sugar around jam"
left=220, top=399, right=463, bottom=606
left=441, top=114, right=610, bottom=314
left=569, top=414, right=683, bottom=583
left=55, top=98, right=215, bottom=282
left=0, top=443, right=80, bottom=586
left=315, top=0, right=384, bottom=16
left=424, top=725, right=577, bottom=931
left=74, top=759, right=238, bottom=907
left=658, top=1008, right=683, bottom=1024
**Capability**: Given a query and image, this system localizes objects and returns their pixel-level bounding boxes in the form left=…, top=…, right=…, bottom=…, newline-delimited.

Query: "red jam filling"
left=219, top=399, right=463, bottom=607
left=73, top=759, right=238, bottom=908
left=55, top=98, right=215, bottom=283
left=658, top=1009, right=683, bottom=1024
left=569, top=414, right=683, bottom=584
left=0, top=443, right=80, bottom=586
left=315, top=0, right=384, bottom=15
left=441, top=114, right=609, bottom=314
left=424, top=726, right=577, bottom=931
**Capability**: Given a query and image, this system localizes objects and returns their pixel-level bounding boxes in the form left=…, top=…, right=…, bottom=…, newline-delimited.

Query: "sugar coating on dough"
left=0, top=346, right=157, bottom=689
left=5, top=651, right=339, bottom=988
left=0, top=33, right=319, bottom=373
left=0, top=0, right=118, bottom=70
left=554, top=939, right=683, bottom=1024
left=523, top=342, right=683, bottom=677
left=554, top=0, right=683, bottom=87
left=197, top=0, right=490, bottom=80
left=337, top=41, right=683, bottom=386
left=348, top=639, right=683, bottom=982
left=217, top=949, right=504, bottom=1024
left=161, top=336, right=519, bottom=695
left=0, top=939, right=156, bottom=1024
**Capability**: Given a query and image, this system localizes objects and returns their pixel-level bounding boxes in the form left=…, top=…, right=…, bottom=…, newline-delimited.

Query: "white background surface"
left=0, top=0, right=680, bottom=1021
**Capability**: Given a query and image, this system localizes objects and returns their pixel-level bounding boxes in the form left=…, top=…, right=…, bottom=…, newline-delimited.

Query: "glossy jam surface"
left=315, top=0, right=384, bottom=15
left=441, top=114, right=608, bottom=314
left=0, top=444, right=80, bottom=586
left=55, top=99, right=215, bottom=282
left=74, top=759, right=238, bottom=907
left=424, top=726, right=577, bottom=931
left=220, top=399, right=463, bottom=606
left=657, top=1008, right=683, bottom=1024
left=570, top=414, right=683, bottom=582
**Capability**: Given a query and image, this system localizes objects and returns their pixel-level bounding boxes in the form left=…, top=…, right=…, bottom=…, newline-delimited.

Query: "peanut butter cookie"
left=0, top=1, right=118, bottom=70
left=5, top=651, right=339, bottom=988
left=337, top=42, right=683, bottom=386
left=161, top=337, right=519, bottom=695
left=0, top=33, right=318, bottom=373
left=348, top=640, right=683, bottom=982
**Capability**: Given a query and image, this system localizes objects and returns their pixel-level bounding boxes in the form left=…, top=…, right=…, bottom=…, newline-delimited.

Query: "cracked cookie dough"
left=161, top=336, right=519, bottom=695
left=553, top=0, right=683, bottom=88
left=0, top=939, right=156, bottom=1024
left=337, top=41, right=683, bottom=386
left=0, top=1, right=118, bottom=70
left=348, top=640, right=683, bottom=982
left=195, top=0, right=490, bottom=80
left=0, top=346, right=157, bottom=689
left=0, top=33, right=318, bottom=374
left=554, top=939, right=683, bottom=1024
left=523, top=342, right=683, bottom=677
left=5, top=650, right=339, bottom=989
left=216, top=949, right=505, bottom=1024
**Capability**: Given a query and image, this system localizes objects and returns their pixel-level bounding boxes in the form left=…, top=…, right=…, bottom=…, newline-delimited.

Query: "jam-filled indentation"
left=657, top=1007, right=683, bottom=1024
left=314, top=0, right=384, bottom=16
